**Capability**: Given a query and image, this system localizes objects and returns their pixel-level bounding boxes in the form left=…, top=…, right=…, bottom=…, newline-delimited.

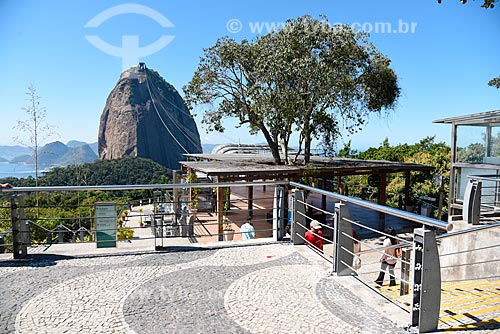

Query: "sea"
left=0, top=163, right=37, bottom=179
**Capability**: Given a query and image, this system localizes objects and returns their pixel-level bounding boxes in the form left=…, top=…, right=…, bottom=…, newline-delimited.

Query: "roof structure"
left=180, top=153, right=433, bottom=181
left=433, top=110, right=500, bottom=126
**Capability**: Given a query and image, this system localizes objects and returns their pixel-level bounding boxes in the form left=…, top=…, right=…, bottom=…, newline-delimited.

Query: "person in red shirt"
left=305, top=219, right=323, bottom=251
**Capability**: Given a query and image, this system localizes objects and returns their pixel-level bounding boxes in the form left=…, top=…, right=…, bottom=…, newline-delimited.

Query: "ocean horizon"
left=0, top=162, right=37, bottom=179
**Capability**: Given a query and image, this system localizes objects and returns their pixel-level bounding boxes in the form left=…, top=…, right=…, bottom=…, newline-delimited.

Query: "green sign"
left=95, top=202, right=117, bottom=248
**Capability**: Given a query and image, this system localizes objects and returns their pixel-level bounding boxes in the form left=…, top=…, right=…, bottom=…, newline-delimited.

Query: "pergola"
left=177, top=153, right=433, bottom=224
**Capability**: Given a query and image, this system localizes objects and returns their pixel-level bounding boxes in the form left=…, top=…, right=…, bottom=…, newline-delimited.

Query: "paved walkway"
left=1, top=200, right=497, bottom=333
left=2, top=240, right=500, bottom=333
left=0, top=239, right=410, bottom=334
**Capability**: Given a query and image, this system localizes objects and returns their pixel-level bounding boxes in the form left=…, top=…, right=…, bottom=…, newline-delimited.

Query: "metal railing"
left=289, top=181, right=450, bottom=333
left=2, top=180, right=498, bottom=333
left=289, top=181, right=500, bottom=333
left=0, top=181, right=287, bottom=255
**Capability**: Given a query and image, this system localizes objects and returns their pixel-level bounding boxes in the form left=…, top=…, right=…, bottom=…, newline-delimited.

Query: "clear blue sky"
left=1, top=0, right=499, bottom=152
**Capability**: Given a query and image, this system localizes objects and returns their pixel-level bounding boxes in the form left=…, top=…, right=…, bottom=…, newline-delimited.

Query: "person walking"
left=374, top=226, right=398, bottom=286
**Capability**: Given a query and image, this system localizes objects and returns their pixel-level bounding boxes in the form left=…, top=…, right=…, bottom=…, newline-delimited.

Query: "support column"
left=411, top=228, right=441, bottom=333
left=217, top=177, right=223, bottom=241
left=321, top=175, right=327, bottom=211
left=334, top=203, right=353, bottom=275
left=273, top=186, right=285, bottom=241
left=247, top=184, right=253, bottom=218
left=172, top=170, right=179, bottom=218
left=291, top=189, right=306, bottom=245
left=378, top=172, right=387, bottom=220
left=405, top=170, right=411, bottom=210
left=11, top=195, right=28, bottom=259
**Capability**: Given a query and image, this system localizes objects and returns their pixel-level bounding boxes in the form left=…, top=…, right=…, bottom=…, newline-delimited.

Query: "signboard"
left=95, top=202, right=117, bottom=248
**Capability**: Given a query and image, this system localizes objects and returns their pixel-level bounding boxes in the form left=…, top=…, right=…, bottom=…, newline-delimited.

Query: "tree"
left=14, top=85, right=57, bottom=194
left=437, top=0, right=496, bottom=8
left=184, top=15, right=400, bottom=164
left=489, top=77, right=500, bottom=89
left=183, top=37, right=285, bottom=163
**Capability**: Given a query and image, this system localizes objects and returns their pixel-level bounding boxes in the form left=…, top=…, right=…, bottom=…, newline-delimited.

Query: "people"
left=240, top=217, right=255, bottom=240
left=0, top=183, right=13, bottom=189
left=375, top=226, right=398, bottom=287
left=352, top=229, right=362, bottom=270
left=305, top=219, right=323, bottom=251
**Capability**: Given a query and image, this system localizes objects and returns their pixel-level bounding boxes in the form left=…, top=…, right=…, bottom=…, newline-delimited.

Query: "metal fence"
left=289, top=181, right=500, bottom=333
left=1, top=180, right=498, bottom=333
left=0, top=181, right=287, bottom=255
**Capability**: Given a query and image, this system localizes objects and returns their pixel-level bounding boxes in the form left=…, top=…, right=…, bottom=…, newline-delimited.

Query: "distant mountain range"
left=0, top=141, right=98, bottom=166
left=0, top=142, right=247, bottom=167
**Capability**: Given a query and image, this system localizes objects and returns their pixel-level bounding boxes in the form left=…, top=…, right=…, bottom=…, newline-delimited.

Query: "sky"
left=0, top=0, right=499, bottom=153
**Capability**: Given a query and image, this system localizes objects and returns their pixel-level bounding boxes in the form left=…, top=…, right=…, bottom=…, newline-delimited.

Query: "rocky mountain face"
left=98, top=66, right=202, bottom=170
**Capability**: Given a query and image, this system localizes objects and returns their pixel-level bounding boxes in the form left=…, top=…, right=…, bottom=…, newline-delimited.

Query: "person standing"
left=240, top=217, right=255, bottom=240
left=305, top=220, right=323, bottom=251
left=375, top=226, right=398, bottom=286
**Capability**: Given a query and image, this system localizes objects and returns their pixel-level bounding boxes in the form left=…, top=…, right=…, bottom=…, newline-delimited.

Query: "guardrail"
left=0, top=181, right=287, bottom=255
left=288, top=181, right=450, bottom=333
left=2, top=180, right=498, bottom=333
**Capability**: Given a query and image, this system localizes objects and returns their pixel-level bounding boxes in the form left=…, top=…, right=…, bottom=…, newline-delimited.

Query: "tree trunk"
left=304, top=130, right=312, bottom=164
left=259, top=123, right=282, bottom=164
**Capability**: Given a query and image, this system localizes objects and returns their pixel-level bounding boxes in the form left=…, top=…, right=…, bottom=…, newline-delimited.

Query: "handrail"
left=436, top=221, right=500, bottom=240
left=467, top=174, right=500, bottom=182
left=0, top=228, right=12, bottom=236
left=0, top=180, right=289, bottom=193
left=290, top=181, right=453, bottom=231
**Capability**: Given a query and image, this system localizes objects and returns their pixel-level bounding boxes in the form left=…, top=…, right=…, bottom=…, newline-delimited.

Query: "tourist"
left=374, top=226, right=398, bottom=286
left=305, top=219, right=323, bottom=251
left=240, top=217, right=255, bottom=240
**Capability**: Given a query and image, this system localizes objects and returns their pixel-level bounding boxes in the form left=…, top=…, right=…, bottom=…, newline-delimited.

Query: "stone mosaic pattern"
left=0, top=244, right=415, bottom=334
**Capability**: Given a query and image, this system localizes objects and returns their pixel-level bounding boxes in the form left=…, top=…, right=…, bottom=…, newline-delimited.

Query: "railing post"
left=400, top=249, right=411, bottom=295
left=0, top=234, right=4, bottom=254
left=18, top=196, right=29, bottom=257
left=11, top=195, right=28, bottom=259
left=291, top=189, right=306, bottom=245
left=273, top=186, right=285, bottom=241
left=334, top=203, right=354, bottom=275
left=411, top=228, right=441, bottom=333
left=58, top=225, right=64, bottom=243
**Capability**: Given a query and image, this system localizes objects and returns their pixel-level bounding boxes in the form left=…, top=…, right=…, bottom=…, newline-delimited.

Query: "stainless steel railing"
left=0, top=181, right=286, bottom=254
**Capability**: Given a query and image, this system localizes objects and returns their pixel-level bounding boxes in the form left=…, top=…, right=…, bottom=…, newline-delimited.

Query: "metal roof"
left=433, top=110, right=500, bottom=126
left=180, top=153, right=433, bottom=180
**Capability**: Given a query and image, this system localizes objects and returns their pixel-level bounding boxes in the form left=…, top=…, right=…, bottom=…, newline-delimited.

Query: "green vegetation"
left=184, top=15, right=400, bottom=165
left=338, top=136, right=450, bottom=217
left=0, top=156, right=171, bottom=244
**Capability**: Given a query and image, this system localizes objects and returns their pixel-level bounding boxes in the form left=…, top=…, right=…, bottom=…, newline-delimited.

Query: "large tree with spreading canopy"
left=184, top=15, right=400, bottom=164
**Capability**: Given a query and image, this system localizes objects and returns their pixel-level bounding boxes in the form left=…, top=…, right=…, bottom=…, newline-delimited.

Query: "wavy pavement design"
left=14, top=244, right=297, bottom=334
left=224, top=265, right=357, bottom=334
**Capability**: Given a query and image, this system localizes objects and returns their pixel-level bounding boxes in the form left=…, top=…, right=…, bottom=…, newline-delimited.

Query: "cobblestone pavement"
left=0, top=244, right=425, bottom=333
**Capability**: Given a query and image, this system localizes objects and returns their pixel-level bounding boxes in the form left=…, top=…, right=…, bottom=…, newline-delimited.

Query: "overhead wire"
left=145, top=76, right=202, bottom=149
left=144, top=70, right=190, bottom=154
